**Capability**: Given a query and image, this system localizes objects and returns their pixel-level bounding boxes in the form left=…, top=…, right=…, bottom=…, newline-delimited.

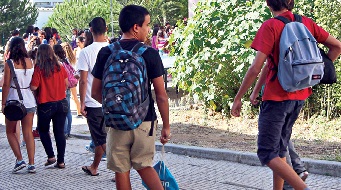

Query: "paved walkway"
left=0, top=125, right=341, bottom=190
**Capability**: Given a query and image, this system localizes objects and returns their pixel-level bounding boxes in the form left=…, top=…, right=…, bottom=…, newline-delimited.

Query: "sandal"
left=82, top=166, right=99, bottom=176
left=44, top=158, right=56, bottom=166
left=54, top=163, right=65, bottom=169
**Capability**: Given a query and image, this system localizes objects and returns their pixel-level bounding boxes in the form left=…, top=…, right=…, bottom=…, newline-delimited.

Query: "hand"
left=80, top=103, right=87, bottom=117
left=160, top=127, right=171, bottom=145
left=231, top=99, right=242, bottom=117
left=250, top=92, right=260, bottom=106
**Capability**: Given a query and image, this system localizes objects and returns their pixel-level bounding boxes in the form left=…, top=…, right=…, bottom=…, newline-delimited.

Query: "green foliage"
left=117, top=0, right=188, bottom=25
left=0, top=0, right=38, bottom=45
left=171, top=0, right=341, bottom=119
left=170, top=0, right=271, bottom=114
left=46, top=0, right=122, bottom=41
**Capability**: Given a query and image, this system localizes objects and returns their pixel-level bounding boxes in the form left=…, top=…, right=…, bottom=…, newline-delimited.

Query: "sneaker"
left=13, top=160, right=26, bottom=173
left=299, top=171, right=309, bottom=181
left=27, top=165, right=36, bottom=173
left=20, top=141, right=26, bottom=147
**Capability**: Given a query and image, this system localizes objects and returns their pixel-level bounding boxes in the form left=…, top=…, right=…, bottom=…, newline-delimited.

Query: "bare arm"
left=323, top=35, right=341, bottom=62
left=152, top=76, right=170, bottom=144
left=91, top=78, right=102, bottom=103
left=250, top=61, right=269, bottom=105
left=79, top=70, right=88, bottom=116
left=1, top=61, right=11, bottom=111
left=231, top=51, right=267, bottom=117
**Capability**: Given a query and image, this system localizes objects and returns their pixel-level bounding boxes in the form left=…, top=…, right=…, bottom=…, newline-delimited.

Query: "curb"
left=72, top=132, right=341, bottom=178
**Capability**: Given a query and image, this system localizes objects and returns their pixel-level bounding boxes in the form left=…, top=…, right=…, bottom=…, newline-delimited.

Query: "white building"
left=29, top=0, right=64, bottom=28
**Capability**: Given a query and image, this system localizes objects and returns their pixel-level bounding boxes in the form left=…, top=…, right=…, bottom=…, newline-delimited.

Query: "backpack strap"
left=275, top=14, right=302, bottom=24
left=131, top=42, right=148, bottom=56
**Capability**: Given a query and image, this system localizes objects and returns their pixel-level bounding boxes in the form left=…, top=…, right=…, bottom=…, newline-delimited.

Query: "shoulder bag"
left=3, top=59, right=27, bottom=121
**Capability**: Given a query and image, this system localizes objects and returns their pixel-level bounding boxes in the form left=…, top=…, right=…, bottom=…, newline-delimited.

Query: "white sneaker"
left=299, top=171, right=309, bottom=181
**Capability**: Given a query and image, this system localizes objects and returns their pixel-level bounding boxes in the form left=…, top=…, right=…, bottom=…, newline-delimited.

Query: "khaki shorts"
left=107, top=120, right=157, bottom=173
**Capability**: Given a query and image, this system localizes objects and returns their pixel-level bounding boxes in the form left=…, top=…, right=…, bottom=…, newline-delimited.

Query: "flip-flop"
left=82, top=166, right=99, bottom=176
left=44, top=158, right=56, bottom=166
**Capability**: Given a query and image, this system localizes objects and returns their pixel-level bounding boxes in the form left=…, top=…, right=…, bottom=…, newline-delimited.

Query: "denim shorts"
left=257, top=100, right=304, bottom=165
left=26, top=106, right=37, bottom=113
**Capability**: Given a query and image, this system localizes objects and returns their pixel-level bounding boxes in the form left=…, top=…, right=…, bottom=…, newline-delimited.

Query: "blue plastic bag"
left=142, top=147, right=179, bottom=190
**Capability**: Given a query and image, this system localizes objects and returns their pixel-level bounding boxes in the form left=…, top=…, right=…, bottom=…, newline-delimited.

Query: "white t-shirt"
left=76, top=42, right=108, bottom=107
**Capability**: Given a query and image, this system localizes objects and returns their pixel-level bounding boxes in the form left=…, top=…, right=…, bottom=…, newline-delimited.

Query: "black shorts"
left=257, top=100, right=304, bottom=165
left=85, top=107, right=106, bottom=146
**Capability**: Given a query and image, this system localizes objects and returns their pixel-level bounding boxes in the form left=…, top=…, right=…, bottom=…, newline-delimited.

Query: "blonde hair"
left=61, top=42, right=76, bottom=65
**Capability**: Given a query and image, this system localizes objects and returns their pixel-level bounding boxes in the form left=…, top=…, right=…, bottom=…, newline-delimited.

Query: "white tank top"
left=7, top=67, right=37, bottom=108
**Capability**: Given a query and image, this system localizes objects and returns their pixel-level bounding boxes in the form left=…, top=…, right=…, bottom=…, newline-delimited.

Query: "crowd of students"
left=1, top=1, right=341, bottom=190
left=1, top=4, right=172, bottom=190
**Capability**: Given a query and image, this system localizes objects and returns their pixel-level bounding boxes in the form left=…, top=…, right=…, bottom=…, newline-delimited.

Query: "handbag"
left=142, top=146, right=179, bottom=190
left=320, top=48, right=337, bottom=84
left=3, top=59, right=27, bottom=121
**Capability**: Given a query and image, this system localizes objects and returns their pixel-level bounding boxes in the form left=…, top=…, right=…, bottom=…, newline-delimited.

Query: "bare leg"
left=83, top=144, right=105, bottom=175
left=115, top=171, right=132, bottom=190
left=21, top=113, right=35, bottom=165
left=6, top=119, right=23, bottom=161
left=70, top=87, right=81, bottom=115
left=137, top=167, right=163, bottom=190
left=267, top=157, right=307, bottom=190
left=16, top=121, right=21, bottom=143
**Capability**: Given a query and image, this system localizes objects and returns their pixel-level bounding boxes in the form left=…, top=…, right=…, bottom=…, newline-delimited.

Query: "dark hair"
left=9, top=37, right=28, bottom=72
left=23, top=33, right=29, bottom=39
left=84, top=30, right=93, bottom=47
left=12, top=30, right=20, bottom=36
left=52, top=28, right=58, bottom=35
left=28, top=47, right=38, bottom=60
left=119, top=5, right=149, bottom=33
left=36, top=44, right=61, bottom=77
left=53, top=44, right=70, bottom=65
left=34, top=27, right=40, bottom=32
left=89, top=17, right=107, bottom=35
left=152, top=27, right=159, bottom=36
left=266, top=0, right=294, bottom=11
left=77, top=36, right=85, bottom=43
left=44, top=27, right=53, bottom=42
left=26, top=25, right=34, bottom=35
left=77, top=29, right=84, bottom=37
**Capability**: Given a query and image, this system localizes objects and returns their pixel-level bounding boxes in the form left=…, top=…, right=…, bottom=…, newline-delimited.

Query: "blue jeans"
left=64, top=89, right=72, bottom=135
left=38, top=99, right=68, bottom=164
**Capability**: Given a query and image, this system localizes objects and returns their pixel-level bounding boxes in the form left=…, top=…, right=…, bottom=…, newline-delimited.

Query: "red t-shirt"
left=251, top=11, right=329, bottom=101
left=31, top=65, right=68, bottom=104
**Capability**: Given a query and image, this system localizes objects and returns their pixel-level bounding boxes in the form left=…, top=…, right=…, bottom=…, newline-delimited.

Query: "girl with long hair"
left=30, top=44, right=69, bottom=169
left=61, top=42, right=81, bottom=116
left=1, top=37, right=37, bottom=173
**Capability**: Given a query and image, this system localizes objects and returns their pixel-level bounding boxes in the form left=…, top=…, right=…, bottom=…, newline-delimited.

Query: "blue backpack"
left=102, top=42, right=149, bottom=131
left=274, top=14, right=324, bottom=92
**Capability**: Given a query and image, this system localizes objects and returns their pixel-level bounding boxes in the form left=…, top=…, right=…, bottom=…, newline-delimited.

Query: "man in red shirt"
left=231, top=0, right=341, bottom=190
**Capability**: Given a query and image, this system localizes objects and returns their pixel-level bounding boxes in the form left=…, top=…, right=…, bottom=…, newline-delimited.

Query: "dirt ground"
left=155, top=86, right=341, bottom=161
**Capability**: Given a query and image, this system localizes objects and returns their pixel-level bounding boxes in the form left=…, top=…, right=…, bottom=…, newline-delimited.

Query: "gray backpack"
left=274, top=14, right=324, bottom=92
